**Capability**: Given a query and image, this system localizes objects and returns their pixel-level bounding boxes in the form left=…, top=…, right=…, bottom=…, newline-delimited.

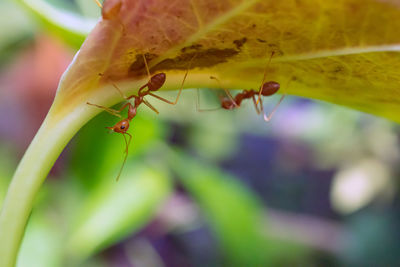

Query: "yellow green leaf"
left=54, top=0, right=400, bottom=122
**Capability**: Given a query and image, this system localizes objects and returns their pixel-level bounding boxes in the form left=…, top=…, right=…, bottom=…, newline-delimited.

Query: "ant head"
left=106, top=119, right=130, bottom=133
left=148, top=73, right=166, bottom=91
left=221, top=97, right=236, bottom=110
left=261, top=81, right=280, bottom=96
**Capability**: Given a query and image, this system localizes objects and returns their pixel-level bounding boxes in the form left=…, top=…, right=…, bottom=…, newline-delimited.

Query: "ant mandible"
left=87, top=54, right=194, bottom=180
left=197, top=52, right=285, bottom=122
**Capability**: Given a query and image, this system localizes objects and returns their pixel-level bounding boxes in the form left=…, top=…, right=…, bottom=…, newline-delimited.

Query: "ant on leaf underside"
left=87, top=54, right=193, bottom=181
left=197, top=52, right=286, bottom=122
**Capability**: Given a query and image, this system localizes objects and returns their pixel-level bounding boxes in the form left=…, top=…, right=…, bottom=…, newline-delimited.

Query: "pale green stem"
left=0, top=103, right=93, bottom=267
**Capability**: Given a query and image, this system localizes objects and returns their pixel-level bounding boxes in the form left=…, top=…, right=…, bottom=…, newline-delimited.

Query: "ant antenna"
left=209, top=76, right=238, bottom=107
left=94, top=0, right=103, bottom=8
left=116, top=133, right=132, bottom=181
left=169, top=55, right=194, bottom=105
left=146, top=54, right=197, bottom=105
left=257, top=51, right=275, bottom=105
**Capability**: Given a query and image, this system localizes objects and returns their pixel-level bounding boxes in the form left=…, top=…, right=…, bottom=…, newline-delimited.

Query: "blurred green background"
left=1, top=0, right=400, bottom=266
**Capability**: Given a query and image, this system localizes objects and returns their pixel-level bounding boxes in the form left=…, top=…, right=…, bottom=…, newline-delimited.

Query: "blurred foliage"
left=67, top=164, right=172, bottom=263
left=15, top=0, right=97, bottom=47
left=0, top=0, right=33, bottom=67
left=170, top=150, right=312, bottom=266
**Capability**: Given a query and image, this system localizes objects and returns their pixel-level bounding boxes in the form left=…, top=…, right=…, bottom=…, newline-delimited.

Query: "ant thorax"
left=127, top=103, right=137, bottom=120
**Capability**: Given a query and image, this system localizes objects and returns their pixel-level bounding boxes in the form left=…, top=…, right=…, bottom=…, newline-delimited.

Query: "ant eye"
left=120, top=125, right=125, bottom=129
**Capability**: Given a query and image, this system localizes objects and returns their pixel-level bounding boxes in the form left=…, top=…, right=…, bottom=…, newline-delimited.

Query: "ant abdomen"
left=261, top=81, right=280, bottom=96
left=148, top=73, right=166, bottom=91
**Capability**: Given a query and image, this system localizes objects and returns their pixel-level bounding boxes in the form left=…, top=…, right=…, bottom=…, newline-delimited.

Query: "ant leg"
left=111, top=82, right=128, bottom=99
left=146, top=70, right=187, bottom=105
left=98, top=73, right=129, bottom=99
left=116, top=132, right=132, bottom=181
left=210, top=76, right=238, bottom=107
left=142, top=99, right=160, bottom=114
left=137, top=52, right=160, bottom=97
left=260, top=94, right=285, bottom=122
left=105, top=80, right=129, bottom=99
left=142, top=54, right=152, bottom=82
left=87, top=102, right=132, bottom=118
left=251, top=95, right=262, bottom=115
left=146, top=70, right=188, bottom=105
left=147, top=54, right=196, bottom=105
left=257, top=51, right=275, bottom=105
left=87, top=102, right=124, bottom=118
left=94, top=0, right=102, bottom=8
left=133, top=54, right=153, bottom=97
left=196, top=88, right=222, bottom=112
left=124, top=96, right=159, bottom=114
left=260, top=76, right=291, bottom=121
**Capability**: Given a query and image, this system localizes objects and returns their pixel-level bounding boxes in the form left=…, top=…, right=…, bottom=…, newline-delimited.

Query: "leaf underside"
left=56, top=0, right=400, bottom=122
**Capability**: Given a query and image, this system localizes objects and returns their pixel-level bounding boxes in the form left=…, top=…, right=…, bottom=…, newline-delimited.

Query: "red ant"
left=87, top=54, right=193, bottom=180
left=197, top=52, right=285, bottom=122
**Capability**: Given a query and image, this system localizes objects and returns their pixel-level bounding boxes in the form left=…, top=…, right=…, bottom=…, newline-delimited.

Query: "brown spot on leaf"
left=257, top=38, right=267, bottom=43
left=181, top=44, right=203, bottom=53
left=233, top=38, right=247, bottom=50
left=267, top=43, right=284, bottom=56
left=129, top=53, right=158, bottom=73
left=151, top=48, right=239, bottom=72
left=333, top=66, right=344, bottom=73
left=128, top=47, right=239, bottom=76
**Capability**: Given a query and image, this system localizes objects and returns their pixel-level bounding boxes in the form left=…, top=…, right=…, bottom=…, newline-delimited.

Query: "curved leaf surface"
left=54, top=0, right=400, bottom=122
